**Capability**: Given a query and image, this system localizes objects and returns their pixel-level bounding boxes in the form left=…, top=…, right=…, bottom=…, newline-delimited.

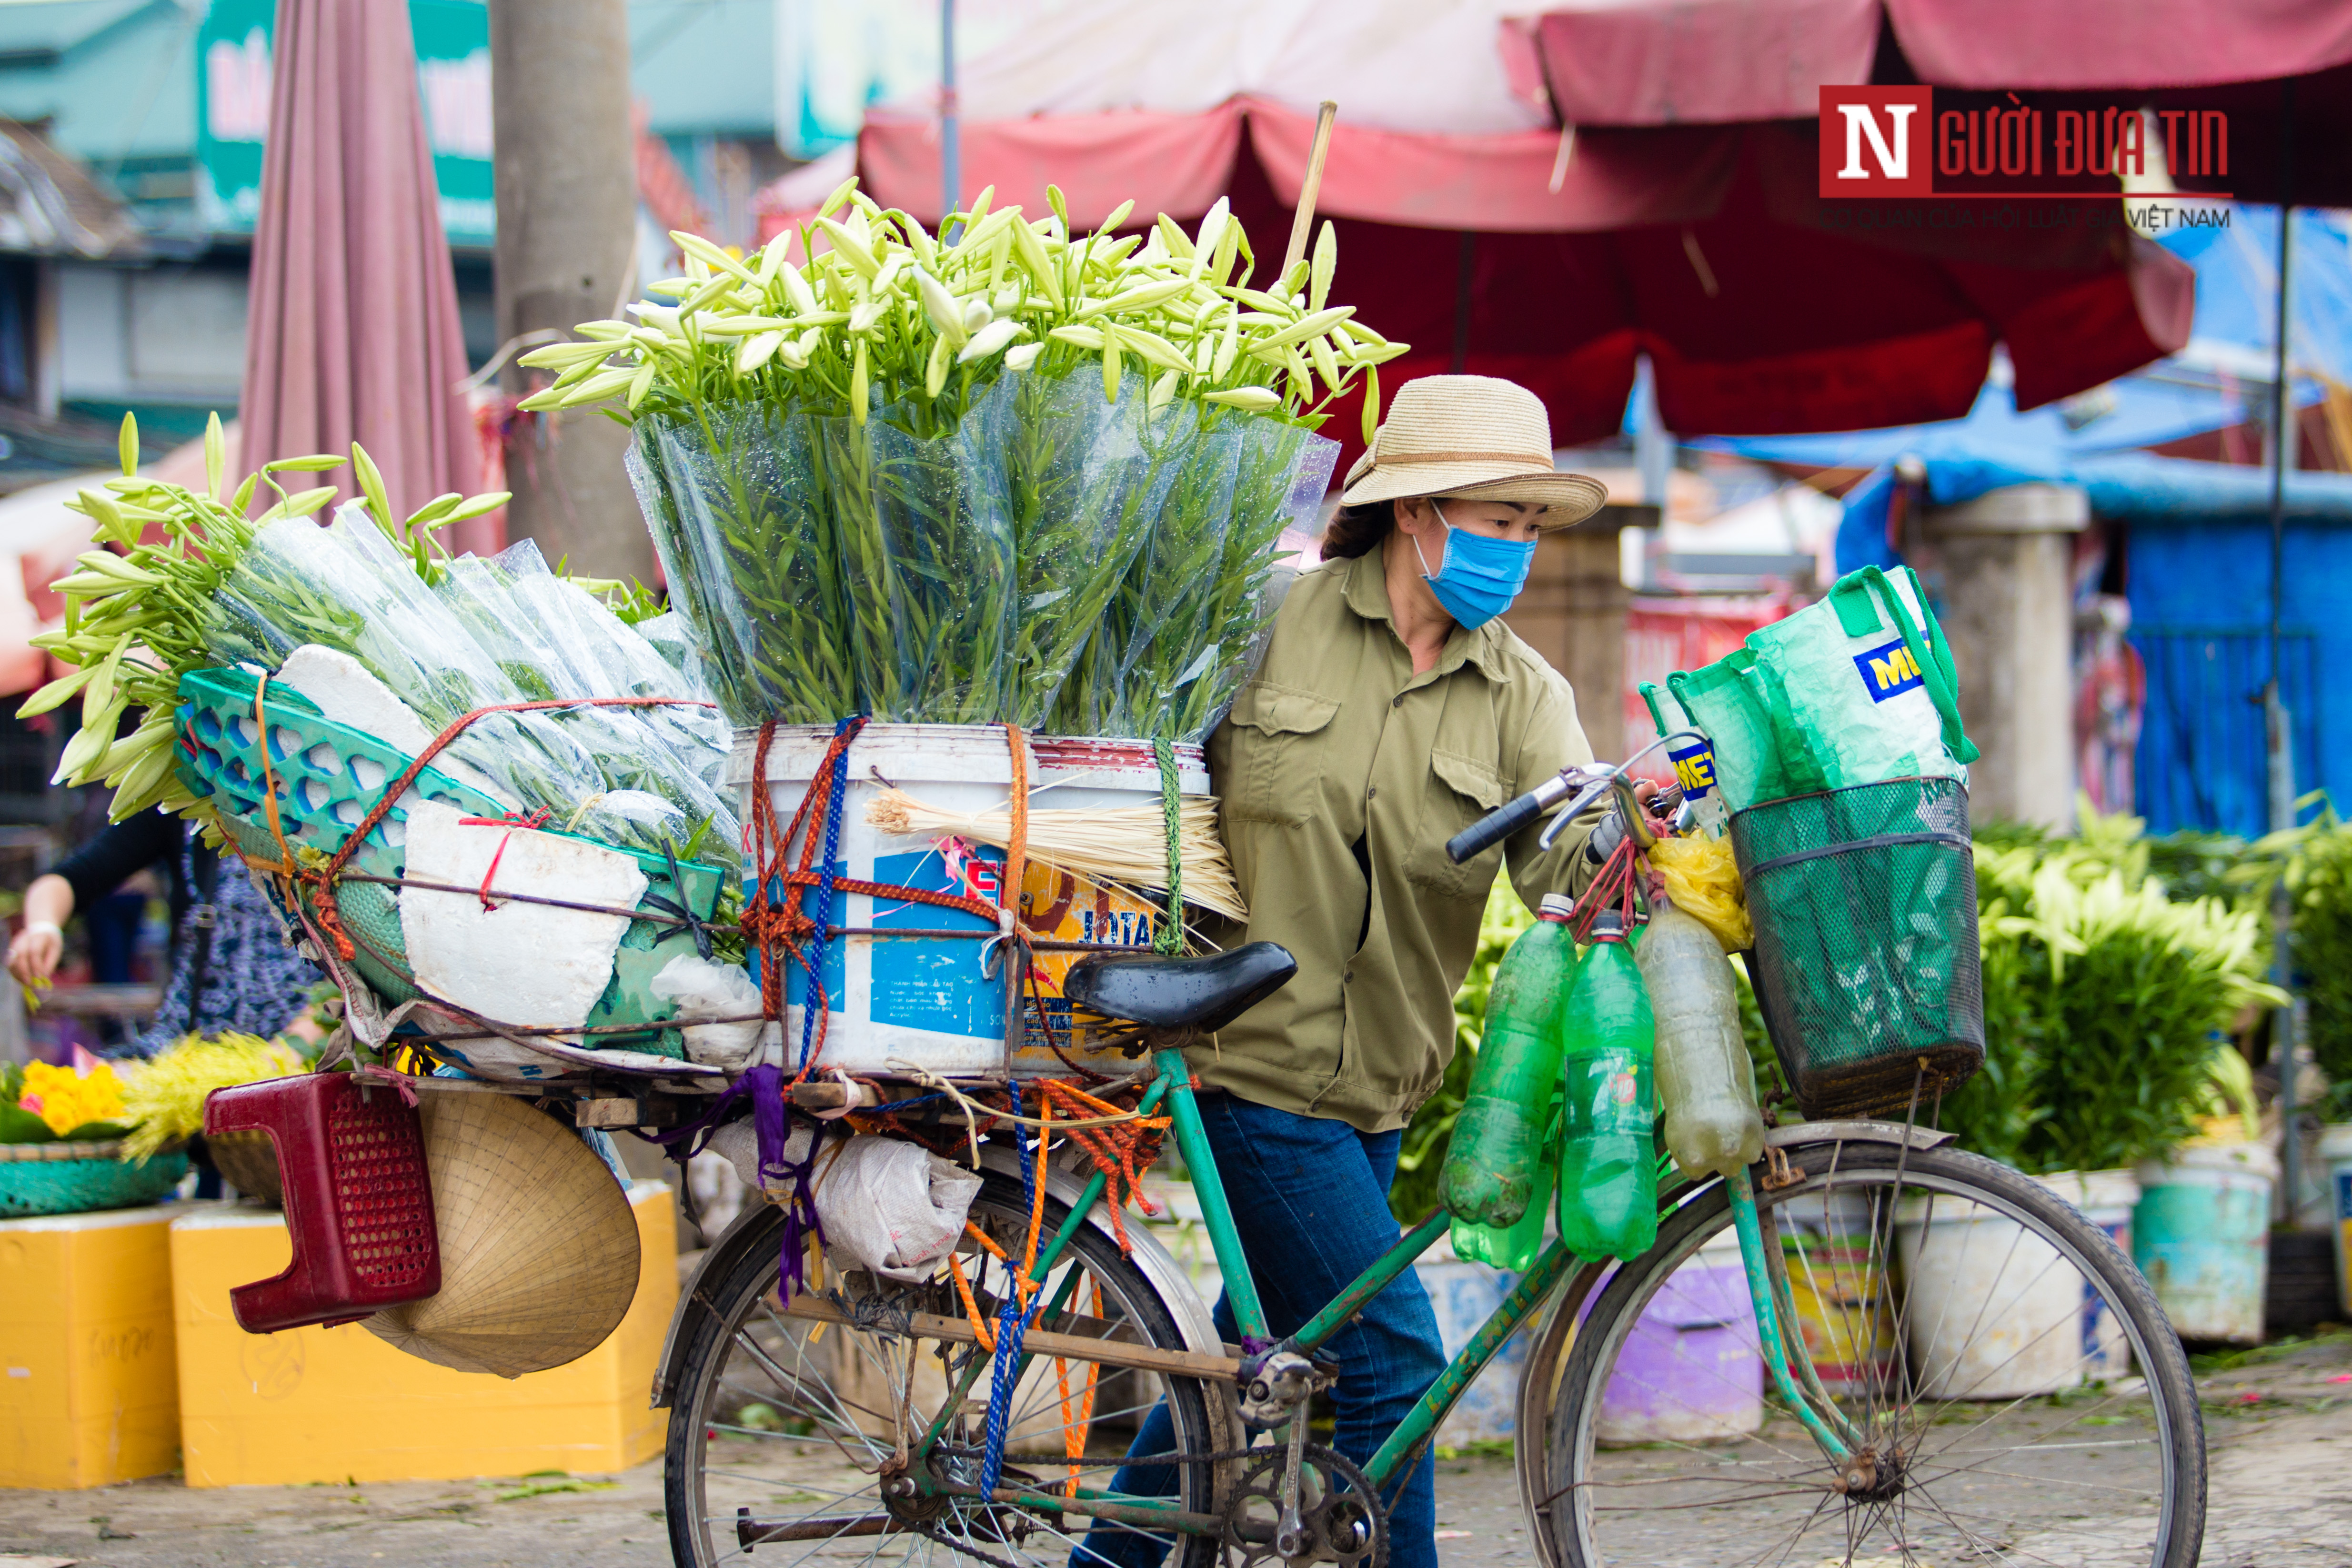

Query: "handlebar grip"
left=1447, top=792, right=1543, bottom=864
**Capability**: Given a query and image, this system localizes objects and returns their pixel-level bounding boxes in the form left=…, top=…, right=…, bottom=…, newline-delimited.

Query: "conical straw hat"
left=364, top=1092, right=641, bottom=1379
left=1339, top=373, right=1607, bottom=524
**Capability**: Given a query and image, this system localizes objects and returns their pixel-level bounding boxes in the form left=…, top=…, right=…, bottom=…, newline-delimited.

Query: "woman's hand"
left=7, top=874, right=72, bottom=986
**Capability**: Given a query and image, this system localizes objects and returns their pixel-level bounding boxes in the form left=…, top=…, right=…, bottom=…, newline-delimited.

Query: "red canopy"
left=1523, top=0, right=2352, bottom=204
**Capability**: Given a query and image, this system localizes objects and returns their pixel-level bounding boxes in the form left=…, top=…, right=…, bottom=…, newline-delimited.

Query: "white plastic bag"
left=705, top=1122, right=982, bottom=1283
left=649, top=955, right=765, bottom=1070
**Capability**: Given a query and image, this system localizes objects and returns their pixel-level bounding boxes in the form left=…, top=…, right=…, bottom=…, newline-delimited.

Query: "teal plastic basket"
left=174, top=666, right=730, bottom=1057
left=0, top=1147, right=189, bottom=1218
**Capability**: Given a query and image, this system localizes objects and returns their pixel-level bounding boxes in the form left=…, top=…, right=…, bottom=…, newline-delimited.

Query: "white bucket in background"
left=1896, top=1196, right=2085, bottom=1400
left=2322, top=1124, right=2352, bottom=1320
left=2037, top=1167, right=2140, bottom=1381
left=727, top=724, right=1208, bottom=1077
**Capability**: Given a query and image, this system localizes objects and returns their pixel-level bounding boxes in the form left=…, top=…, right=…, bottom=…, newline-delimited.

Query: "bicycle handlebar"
left=1445, top=733, right=1709, bottom=865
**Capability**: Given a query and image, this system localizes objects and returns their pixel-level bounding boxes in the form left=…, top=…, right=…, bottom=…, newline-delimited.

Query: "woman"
left=8, top=807, right=321, bottom=1056
left=1090, top=376, right=1620, bottom=1568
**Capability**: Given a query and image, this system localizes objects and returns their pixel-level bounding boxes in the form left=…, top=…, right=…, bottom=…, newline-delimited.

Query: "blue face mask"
left=1411, top=501, right=1538, bottom=630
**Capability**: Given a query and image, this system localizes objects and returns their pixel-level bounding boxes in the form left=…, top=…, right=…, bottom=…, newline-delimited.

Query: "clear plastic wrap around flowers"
left=631, top=368, right=1339, bottom=739
left=630, top=404, right=854, bottom=727
left=206, top=506, right=736, bottom=859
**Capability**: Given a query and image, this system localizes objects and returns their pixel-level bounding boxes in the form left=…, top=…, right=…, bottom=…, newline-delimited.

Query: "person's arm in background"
left=6, top=809, right=181, bottom=985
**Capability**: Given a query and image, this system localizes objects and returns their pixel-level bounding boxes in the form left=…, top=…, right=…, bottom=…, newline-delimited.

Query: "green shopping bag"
left=1662, top=566, right=1976, bottom=810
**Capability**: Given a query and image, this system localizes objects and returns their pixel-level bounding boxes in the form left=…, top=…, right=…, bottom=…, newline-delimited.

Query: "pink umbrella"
left=239, top=0, right=495, bottom=555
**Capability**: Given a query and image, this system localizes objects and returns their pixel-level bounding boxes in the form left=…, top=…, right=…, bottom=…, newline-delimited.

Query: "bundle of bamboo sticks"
left=863, top=788, right=1246, bottom=922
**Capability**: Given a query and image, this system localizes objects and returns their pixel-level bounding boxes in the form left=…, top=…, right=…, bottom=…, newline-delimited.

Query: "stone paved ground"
left=5, top=1330, right=2346, bottom=1568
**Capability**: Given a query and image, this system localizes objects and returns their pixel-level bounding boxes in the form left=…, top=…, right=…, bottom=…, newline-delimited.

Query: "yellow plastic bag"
left=1648, top=834, right=1753, bottom=952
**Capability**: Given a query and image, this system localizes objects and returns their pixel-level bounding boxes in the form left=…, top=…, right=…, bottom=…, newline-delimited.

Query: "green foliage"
left=1391, top=879, right=1534, bottom=1223
left=1939, top=803, right=2283, bottom=1174
left=2288, top=813, right=2352, bottom=1121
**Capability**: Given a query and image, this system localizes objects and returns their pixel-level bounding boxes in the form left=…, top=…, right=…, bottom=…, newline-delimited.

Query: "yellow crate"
left=0, top=1203, right=185, bottom=1489
left=170, top=1179, right=676, bottom=1487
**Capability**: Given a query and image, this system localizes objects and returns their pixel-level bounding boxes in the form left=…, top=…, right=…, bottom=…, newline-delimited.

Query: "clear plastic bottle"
left=1635, top=897, right=1766, bottom=1180
left=1439, top=895, right=1580, bottom=1229
left=1556, top=909, right=1658, bottom=1262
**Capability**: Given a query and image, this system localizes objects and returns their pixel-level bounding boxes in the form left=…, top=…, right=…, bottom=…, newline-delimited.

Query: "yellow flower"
left=20, top=1059, right=126, bottom=1136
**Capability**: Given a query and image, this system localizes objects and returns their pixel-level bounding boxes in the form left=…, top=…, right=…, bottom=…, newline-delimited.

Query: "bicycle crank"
left=1221, top=1444, right=1387, bottom=1568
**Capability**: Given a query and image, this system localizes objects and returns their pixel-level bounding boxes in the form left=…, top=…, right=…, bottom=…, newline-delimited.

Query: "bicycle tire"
left=664, top=1171, right=1225, bottom=1568
left=1521, top=1141, right=2207, bottom=1568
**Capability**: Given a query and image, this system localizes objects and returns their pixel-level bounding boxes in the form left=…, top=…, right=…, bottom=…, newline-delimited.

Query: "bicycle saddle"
left=1061, top=942, right=1297, bottom=1034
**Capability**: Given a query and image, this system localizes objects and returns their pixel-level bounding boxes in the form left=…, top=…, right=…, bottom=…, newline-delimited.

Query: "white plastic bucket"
left=1896, top=1196, right=2084, bottom=1400
left=727, top=724, right=1208, bottom=1077
left=2039, top=1167, right=2141, bottom=1381
left=2133, top=1142, right=2276, bottom=1346
left=2323, top=1124, right=2352, bottom=1320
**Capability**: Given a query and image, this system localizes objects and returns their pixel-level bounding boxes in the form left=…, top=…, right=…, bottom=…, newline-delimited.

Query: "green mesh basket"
left=1729, top=776, right=1984, bottom=1119
left=0, top=1150, right=189, bottom=1218
left=174, top=666, right=725, bottom=1056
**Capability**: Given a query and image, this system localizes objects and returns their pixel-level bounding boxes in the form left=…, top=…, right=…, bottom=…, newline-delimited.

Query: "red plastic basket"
left=203, top=1073, right=441, bottom=1332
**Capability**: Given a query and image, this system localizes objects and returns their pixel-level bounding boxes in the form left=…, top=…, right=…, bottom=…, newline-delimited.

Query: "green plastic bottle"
left=1439, top=894, right=1580, bottom=1229
left=1556, top=909, right=1659, bottom=1262
left=1451, top=1096, right=1559, bottom=1271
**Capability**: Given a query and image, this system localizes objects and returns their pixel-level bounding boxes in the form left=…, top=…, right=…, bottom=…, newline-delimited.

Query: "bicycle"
left=653, top=762, right=2206, bottom=1568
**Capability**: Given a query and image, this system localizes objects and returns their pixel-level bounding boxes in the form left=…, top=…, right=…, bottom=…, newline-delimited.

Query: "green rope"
left=1152, top=737, right=1185, bottom=955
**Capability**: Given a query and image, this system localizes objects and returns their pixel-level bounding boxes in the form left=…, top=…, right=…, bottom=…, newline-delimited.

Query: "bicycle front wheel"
left=1526, top=1140, right=2206, bottom=1568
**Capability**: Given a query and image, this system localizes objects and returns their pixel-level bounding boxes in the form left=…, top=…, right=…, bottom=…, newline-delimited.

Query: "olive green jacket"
left=1196, top=542, right=1599, bottom=1133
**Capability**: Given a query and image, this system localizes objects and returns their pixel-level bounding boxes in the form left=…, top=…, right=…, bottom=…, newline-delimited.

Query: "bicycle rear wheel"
left=1523, top=1140, right=2206, bottom=1568
left=664, top=1171, right=1226, bottom=1568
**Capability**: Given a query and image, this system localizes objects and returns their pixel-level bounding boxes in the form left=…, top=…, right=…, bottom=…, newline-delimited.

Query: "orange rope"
left=949, top=1249, right=996, bottom=1353
left=1056, top=1278, right=1103, bottom=1498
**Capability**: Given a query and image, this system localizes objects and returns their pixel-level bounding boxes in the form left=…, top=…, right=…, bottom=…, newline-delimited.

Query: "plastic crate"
left=176, top=666, right=731, bottom=1056
left=204, top=1073, right=439, bottom=1332
left=1729, top=776, right=1984, bottom=1119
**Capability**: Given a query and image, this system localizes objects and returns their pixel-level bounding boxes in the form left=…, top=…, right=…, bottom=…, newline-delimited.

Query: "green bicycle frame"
left=900, top=1046, right=1852, bottom=1537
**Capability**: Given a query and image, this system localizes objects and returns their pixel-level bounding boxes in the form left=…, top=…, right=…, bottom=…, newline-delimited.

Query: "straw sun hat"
left=364, top=1091, right=641, bottom=1379
left=1340, top=373, right=1607, bottom=525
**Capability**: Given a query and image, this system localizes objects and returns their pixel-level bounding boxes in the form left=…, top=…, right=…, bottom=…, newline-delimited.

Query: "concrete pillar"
left=1920, top=483, right=2087, bottom=828
left=1504, top=503, right=1649, bottom=760
left=488, top=0, right=655, bottom=582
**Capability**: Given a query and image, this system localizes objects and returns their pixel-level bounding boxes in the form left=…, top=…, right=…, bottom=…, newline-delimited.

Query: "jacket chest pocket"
left=1224, top=683, right=1343, bottom=825
left=1404, top=747, right=1508, bottom=899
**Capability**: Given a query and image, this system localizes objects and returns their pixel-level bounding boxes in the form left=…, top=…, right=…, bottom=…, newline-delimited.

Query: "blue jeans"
left=1075, top=1094, right=1445, bottom=1568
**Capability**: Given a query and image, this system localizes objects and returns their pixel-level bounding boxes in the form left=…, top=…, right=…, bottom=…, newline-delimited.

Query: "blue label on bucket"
left=869, top=846, right=1007, bottom=1040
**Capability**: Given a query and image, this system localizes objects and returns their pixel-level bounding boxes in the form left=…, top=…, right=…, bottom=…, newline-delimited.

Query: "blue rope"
left=798, top=716, right=859, bottom=1075
left=978, top=1080, right=1044, bottom=1504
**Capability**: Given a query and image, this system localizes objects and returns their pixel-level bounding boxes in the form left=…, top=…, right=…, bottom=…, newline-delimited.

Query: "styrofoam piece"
left=275, top=645, right=511, bottom=806
left=398, top=801, right=645, bottom=1043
